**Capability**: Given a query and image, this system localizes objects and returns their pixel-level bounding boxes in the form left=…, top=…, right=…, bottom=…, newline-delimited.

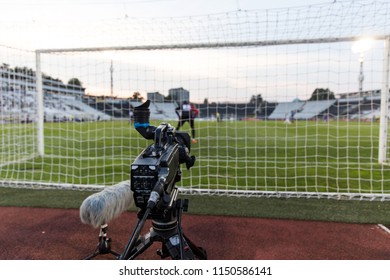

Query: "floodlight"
left=352, top=38, right=373, bottom=54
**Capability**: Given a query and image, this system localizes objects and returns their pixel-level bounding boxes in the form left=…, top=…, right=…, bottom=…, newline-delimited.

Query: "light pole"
left=352, top=38, right=372, bottom=94
left=110, top=60, right=114, bottom=97
left=358, top=54, right=364, bottom=93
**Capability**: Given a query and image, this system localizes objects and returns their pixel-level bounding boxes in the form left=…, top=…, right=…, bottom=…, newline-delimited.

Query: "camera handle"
left=154, top=123, right=175, bottom=149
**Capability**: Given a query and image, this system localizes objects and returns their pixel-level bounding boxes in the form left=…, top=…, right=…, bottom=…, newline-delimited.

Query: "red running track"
left=0, top=206, right=390, bottom=260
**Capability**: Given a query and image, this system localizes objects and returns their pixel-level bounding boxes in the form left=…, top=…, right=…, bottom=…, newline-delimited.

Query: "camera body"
left=131, top=124, right=180, bottom=209
left=131, top=100, right=195, bottom=215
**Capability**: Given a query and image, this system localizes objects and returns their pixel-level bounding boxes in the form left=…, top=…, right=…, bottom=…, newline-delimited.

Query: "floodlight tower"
left=358, top=54, right=364, bottom=93
left=110, top=60, right=114, bottom=97
left=352, top=38, right=372, bottom=94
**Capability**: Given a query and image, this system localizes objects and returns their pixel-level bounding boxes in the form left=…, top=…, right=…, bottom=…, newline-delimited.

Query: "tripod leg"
left=160, top=232, right=208, bottom=260
left=84, top=251, right=100, bottom=260
left=175, top=199, right=207, bottom=260
left=120, top=208, right=152, bottom=260
left=84, top=224, right=120, bottom=260
left=125, top=229, right=156, bottom=260
left=162, top=234, right=196, bottom=260
left=183, top=233, right=207, bottom=260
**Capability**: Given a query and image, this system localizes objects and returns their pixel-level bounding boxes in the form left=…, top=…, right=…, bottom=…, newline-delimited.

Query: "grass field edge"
left=1, top=187, right=390, bottom=224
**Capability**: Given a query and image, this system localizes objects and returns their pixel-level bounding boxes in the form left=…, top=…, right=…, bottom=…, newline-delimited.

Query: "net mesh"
left=1, top=1, right=390, bottom=200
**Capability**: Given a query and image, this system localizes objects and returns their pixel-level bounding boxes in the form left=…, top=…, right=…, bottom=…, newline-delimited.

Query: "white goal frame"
left=32, top=35, right=390, bottom=200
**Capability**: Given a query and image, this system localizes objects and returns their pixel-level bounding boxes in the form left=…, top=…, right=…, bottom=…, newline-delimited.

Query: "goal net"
left=0, top=46, right=38, bottom=180
left=1, top=1, right=390, bottom=199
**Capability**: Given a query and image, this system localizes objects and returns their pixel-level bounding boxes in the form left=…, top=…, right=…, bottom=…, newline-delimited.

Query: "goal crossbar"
left=35, top=36, right=390, bottom=54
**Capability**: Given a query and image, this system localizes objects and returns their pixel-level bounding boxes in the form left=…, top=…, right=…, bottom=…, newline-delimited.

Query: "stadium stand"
left=329, top=95, right=381, bottom=120
left=1, top=62, right=388, bottom=123
left=1, top=65, right=111, bottom=123
left=268, top=100, right=306, bottom=120
left=51, top=94, right=110, bottom=121
left=197, top=103, right=258, bottom=120
left=83, top=97, right=127, bottom=119
left=294, top=100, right=336, bottom=120
left=149, top=102, right=178, bottom=120
left=1, top=90, right=111, bottom=123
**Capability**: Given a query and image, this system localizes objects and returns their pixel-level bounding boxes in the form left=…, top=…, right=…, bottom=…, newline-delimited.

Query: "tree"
left=249, top=94, right=263, bottom=106
left=309, top=88, right=335, bottom=101
left=131, top=92, right=144, bottom=101
left=68, top=78, right=83, bottom=87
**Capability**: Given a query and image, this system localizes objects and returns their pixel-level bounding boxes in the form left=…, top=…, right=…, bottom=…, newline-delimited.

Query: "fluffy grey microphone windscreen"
left=79, top=181, right=134, bottom=228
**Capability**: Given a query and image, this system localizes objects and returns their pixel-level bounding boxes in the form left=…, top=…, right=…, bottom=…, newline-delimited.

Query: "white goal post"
left=379, top=37, right=390, bottom=164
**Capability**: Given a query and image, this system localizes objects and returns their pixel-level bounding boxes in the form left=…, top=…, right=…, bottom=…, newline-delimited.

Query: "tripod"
left=119, top=196, right=207, bottom=260
left=84, top=224, right=120, bottom=260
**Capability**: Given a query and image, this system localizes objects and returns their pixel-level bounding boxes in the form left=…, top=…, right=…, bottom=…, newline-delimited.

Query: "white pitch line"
left=377, top=224, right=390, bottom=235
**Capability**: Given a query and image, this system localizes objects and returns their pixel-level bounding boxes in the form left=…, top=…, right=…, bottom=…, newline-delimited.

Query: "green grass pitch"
left=2, top=119, right=390, bottom=223
left=1, top=119, right=390, bottom=196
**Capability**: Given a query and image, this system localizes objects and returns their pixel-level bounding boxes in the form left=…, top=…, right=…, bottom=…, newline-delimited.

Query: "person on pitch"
left=175, top=100, right=199, bottom=143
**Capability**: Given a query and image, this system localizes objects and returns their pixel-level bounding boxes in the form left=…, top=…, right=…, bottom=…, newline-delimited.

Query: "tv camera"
left=120, top=100, right=206, bottom=260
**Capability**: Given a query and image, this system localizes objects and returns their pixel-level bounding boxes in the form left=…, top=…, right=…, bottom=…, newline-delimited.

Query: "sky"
left=0, top=0, right=388, bottom=103
left=0, top=0, right=339, bottom=51
left=0, top=0, right=330, bottom=21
